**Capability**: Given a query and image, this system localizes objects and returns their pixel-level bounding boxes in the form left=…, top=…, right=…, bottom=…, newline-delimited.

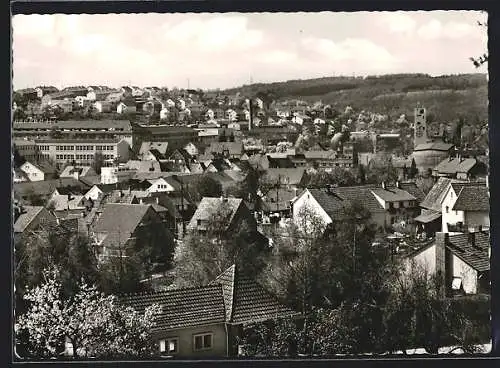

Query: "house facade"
left=19, top=161, right=55, bottom=182
left=121, top=264, right=299, bottom=358
left=405, top=231, right=490, bottom=295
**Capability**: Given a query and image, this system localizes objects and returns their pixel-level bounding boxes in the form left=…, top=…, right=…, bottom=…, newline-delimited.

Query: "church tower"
left=414, top=106, right=428, bottom=146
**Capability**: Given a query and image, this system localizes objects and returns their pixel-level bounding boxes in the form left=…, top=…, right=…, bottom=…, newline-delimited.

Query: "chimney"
left=156, top=196, right=159, bottom=204
left=381, top=181, right=386, bottom=190
left=435, top=232, right=448, bottom=295
left=468, top=232, right=476, bottom=247
left=396, top=180, right=401, bottom=189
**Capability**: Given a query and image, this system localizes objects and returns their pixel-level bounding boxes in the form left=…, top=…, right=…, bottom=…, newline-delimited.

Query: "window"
left=446, top=206, right=449, bottom=213
left=159, top=337, right=179, bottom=354
left=193, top=333, right=212, bottom=351
left=197, top=219, right=202, bottom=226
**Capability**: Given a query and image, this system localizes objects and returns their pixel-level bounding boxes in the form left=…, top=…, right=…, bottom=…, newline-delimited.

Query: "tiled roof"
left=93, top=203, right=152, bottom=247
left=399, top=182, right=426, bottom=202
left=446, top=232, right=490, bottom=272
left=50, top=194, right=85, bottom=212
left=420, top=178, right=459, bottom=211
left=452, top=185, right=489, bottom=212
left=125, top=160, right=161, bottom=173
left=208, top=142, right=244, bottom=156
left=306, top=189, right=349, bottom=220
left=121, top=284, right=226, bottom=331
left=188, top=197, right=243, bottom=230
left=371, top=187, right=416, bottom=202
left=210, top=265, right=299, bottom=324
left=414, top=142, right=454, bottom=152
left=434, top=157, right=477, bottom=175
left=13, top=178, right=90, bottom=197
left=13, top=206, right=45, bottom=233
left=329, top=185, right=386, bottom=213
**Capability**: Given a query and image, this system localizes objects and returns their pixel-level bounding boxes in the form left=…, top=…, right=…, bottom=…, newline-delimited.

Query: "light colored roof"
left=433, top=157, right=478, bottom=175
left=187, top=197, right=243, bottom=230
left=60, top=166, right=95, bottom=178
left=50, top=194, right=85, bottom=211
left=139, top=141, right=169, bottom=156
left=124, top=160, right=161, bottom=172
left=13, top=206, right=45, bottom=233
left=13, top=120, right=132, bottom=131
left=414, top=142, right=454, bottom=152
left=414, top=209, right=442, bottom=223
left=371, top=187, right=416, bottom=202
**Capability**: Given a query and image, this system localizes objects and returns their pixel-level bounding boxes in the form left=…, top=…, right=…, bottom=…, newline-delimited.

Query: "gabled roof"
left=13, top=178, right=90, bottom=197
left=49, top=194, right=85, bottom=211
left=121, top=284, right=226, bottom=331
left=414, top=209, right=442, bottom=223
left=125, top=160, right=161, bottom=172
left=187, top=197, right=244, bottom=231
left=13, top=206, right=46, bottom=233
left=420, top=178, right=461, bottom=211
left=210, top=265, right=299, bottom=324
left=22, top=161, right=57, bottom=175
left=434, top=157, right=478, bottom=175
left=60, top=166, right=96, bottom=178
left=452, top=185, right=489, bottom=212
left=93, top=204, right=152, bottom=247
left=399, top=182, right=426, bottom=203
left=445, top=231, right=490, bottom=272
left=208, top=142, right=244, bottom=156
left=371, top=187, right=416, bottom=202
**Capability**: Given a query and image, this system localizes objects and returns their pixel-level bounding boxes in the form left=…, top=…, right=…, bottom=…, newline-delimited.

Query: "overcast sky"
left=12, top=11, right=487, bottom=90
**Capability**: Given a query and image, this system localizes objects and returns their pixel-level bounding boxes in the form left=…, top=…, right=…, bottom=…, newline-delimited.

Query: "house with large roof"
left=121, top=264, right=300, bottom=358
left=91, top=203, right=174, bottom=263
left=13, top=204, right=57, bottom=242
left=432, top=156, right=487, bottom=180
left=19, top=161, right=57, bottom=182
left=292, top=182, right=419, bottom=231
left=405, top=231, right=490, bottom=295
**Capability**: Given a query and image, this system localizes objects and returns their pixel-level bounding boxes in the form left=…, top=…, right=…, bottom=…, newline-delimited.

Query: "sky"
left=12, top=11, right=488, bottom=90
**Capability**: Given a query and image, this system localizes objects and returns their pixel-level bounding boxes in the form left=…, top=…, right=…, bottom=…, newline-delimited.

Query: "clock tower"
left=414, top=107, right=428, bottom=146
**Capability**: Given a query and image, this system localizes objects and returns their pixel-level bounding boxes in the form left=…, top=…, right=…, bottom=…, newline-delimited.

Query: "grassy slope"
left=223, top=73, right=488, bottom=123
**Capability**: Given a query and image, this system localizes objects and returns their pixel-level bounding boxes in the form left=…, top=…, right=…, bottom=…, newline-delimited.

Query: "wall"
left=409, top=244, right=437, bottom=276
left=155, top=323, right=227, bottom=358
left=117, top=140, right=131, bottom=162
left=465, top=211, right=490, bottom=230
left=451, top=253, right=478, bottom=294
left=292, top=190, right=332, bottom=229
left=441, top=186, right=464, bottom=232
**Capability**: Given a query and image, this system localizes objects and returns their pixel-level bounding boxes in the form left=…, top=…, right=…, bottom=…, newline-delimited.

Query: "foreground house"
left=121, top=264, right=299, bottom=358
left=405, top=231, right=490, bottom=295
left=13, top=204, right=57, bottom=242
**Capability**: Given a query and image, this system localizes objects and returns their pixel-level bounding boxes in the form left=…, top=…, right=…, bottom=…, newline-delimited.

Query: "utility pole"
left=276, top=174, right=281, bottom=213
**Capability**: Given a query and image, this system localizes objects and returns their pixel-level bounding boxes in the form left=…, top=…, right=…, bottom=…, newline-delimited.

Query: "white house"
left=205, top=109, right=215, bottom=121
left=225, top=109, right=237, bottom=121
left=183, top=142, right=199, bottom=158
left=254, top=98, right=264, bottom=109
left=75, top=96, right=91, bottom=108
left=405, top=231, right=490, bottom=295
left=163, top=99, right=176, bottom=108
left=19, top=162, right=48, bottom=182
left=160, top=108, right=170, bottom=121
left=441, top=182, right=489, bottom=233
left=176, top=99, right=186, bottom=110
left=146, top=178, right=177, bottom=194
left=94, top=101, right=112, bottom=113
left=84, top=185, right=104, bottom=201
left=100, top=166, right=134, bottom=184
left=117, top=102, right=137, bottom=114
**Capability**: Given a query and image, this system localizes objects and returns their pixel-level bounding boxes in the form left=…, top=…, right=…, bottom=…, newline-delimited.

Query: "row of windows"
left=56, top=154, right=75, bottom=160
left=56, top=145, right=75, bottom=151
left=75, top=154, right=96, bottom=160
left=159, top=333, right=212, bottom=355
left=38, top=145, right=50, bottom=151
left=103, top=154, right=115, bottom=160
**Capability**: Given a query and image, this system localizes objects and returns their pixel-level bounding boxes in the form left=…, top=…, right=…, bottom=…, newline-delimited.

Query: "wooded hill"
left=223, top=73, right=488, bottom=124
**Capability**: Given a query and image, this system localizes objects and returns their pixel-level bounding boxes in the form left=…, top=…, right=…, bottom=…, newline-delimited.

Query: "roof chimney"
left=396, top=180, right=401, bottom=189
left=468, top=232, right=476, bottom=247
left=436, top=232, right=449, bottom=245
left=381, top=181, right=386, bottom=190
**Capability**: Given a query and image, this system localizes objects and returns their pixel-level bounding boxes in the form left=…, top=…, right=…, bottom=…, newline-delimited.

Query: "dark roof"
left=452, top=185, right=489, bottom=212
left=434, top=157, right=478, bottom=175
left=445, top=232, right=490, bottom=272
left=13, top=178, right=90, bottom=197
left=93, top=204, right=152, bottom=247
left=30, top=161, right=57, bottom=175
left=121, top=284, right=226, bottom=331
left=399, top=182, right=426, bottom=202
left=210, top=265, right=299, bottom=324
left=371, top=187, right=416, bottom=202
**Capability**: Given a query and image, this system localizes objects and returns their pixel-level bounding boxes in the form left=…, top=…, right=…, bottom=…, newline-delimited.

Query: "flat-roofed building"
left=34, top=138, right=130, bottom=166
left=13, top=120, right=134, bottom=147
